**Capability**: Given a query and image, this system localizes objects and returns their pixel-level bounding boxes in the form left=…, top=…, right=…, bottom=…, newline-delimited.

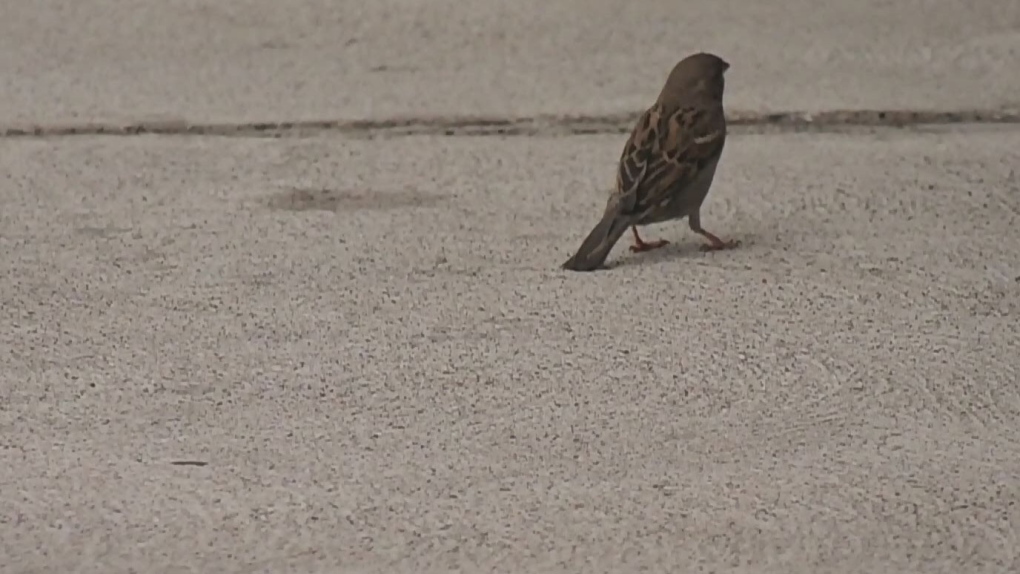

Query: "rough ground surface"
left=1, top=0, right=1019, bottom=125
left=2, top=1, right=1020, bottom=574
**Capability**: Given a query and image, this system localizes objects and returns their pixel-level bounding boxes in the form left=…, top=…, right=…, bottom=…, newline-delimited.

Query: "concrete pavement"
left=1, top=0, right=1019, bottom=126
left=2, top=1, right=1019, bottom=573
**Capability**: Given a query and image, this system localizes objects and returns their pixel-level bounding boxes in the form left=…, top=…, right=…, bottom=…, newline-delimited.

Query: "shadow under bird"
left=561, top=52, right=740, bottom=272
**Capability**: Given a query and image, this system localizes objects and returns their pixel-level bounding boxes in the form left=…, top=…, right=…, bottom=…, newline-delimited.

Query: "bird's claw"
left=630, top=239, right=670, bottom=253
left=700, top=239, right=741, bottom=252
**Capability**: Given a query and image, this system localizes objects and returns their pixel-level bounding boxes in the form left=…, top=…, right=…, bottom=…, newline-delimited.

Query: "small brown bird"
left=561, top=52, right=739, bottom=272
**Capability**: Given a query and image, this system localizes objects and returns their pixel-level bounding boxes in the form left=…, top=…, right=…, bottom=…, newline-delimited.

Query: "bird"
left=561, top=52, right=740, bottom=272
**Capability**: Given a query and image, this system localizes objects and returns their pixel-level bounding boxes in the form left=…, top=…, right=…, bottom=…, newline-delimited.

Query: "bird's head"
left=658, top=52, right=730, bottom=104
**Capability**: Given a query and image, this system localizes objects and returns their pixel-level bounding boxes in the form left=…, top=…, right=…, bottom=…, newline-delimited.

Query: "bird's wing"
left=613, top=103, right=726, bottom=217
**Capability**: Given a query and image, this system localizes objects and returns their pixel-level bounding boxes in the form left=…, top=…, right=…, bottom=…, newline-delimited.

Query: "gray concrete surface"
left=3, top=1, right=1020, bottom=573
left=3, top=128, right=1020, bottom=574
left=1, top=0, right=1019, bottom=126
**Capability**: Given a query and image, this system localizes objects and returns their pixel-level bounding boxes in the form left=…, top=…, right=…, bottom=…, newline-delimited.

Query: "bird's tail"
left=561, top=211, right=632, bottom=272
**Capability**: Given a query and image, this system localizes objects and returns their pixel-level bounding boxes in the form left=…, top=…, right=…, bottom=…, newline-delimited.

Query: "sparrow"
left=561, top=52, right=739, bottom=272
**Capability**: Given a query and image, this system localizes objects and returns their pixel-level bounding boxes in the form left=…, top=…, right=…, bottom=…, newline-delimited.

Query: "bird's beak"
left=722, top=60, right=730, bottom=73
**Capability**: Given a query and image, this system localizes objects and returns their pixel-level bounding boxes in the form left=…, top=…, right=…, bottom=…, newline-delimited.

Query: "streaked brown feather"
left=613, top=103, right=726, bottom=224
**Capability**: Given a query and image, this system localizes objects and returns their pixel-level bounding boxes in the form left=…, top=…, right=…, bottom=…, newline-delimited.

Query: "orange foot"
left=630, top=238, right=670, bottom=253
left=698, top=230, right=741, bottom=252
left=699, top=238, right=741, bottom=252
left=629, top=227, right=669, bottom=253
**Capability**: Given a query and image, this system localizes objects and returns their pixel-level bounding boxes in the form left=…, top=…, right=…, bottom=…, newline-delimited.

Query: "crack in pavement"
left=2, top=108, right=1019, bottom=139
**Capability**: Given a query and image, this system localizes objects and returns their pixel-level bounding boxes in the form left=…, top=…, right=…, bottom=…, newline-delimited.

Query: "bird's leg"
left=629, top=226, right=669, bottom=253
left=696, top=229, right=740, bottom=251
left=689, top=212, right=740, bottom=252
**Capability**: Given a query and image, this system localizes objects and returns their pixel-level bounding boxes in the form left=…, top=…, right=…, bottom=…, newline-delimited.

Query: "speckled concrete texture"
left=2, top=127, right=1019, bottom=573
left=3, top=0, right=1020, bottom=573
left=1, top=0, right=1019, bottom=126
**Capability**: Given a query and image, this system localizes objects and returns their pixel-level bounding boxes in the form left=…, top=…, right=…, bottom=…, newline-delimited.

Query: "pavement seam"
left=2, top=108, right=1019, bottom=139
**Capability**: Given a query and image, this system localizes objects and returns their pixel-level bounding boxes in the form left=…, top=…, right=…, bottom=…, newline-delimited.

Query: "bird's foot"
left=630, top=239, right=670, bottom=253
left=699, top=238, right=741, bottom=252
